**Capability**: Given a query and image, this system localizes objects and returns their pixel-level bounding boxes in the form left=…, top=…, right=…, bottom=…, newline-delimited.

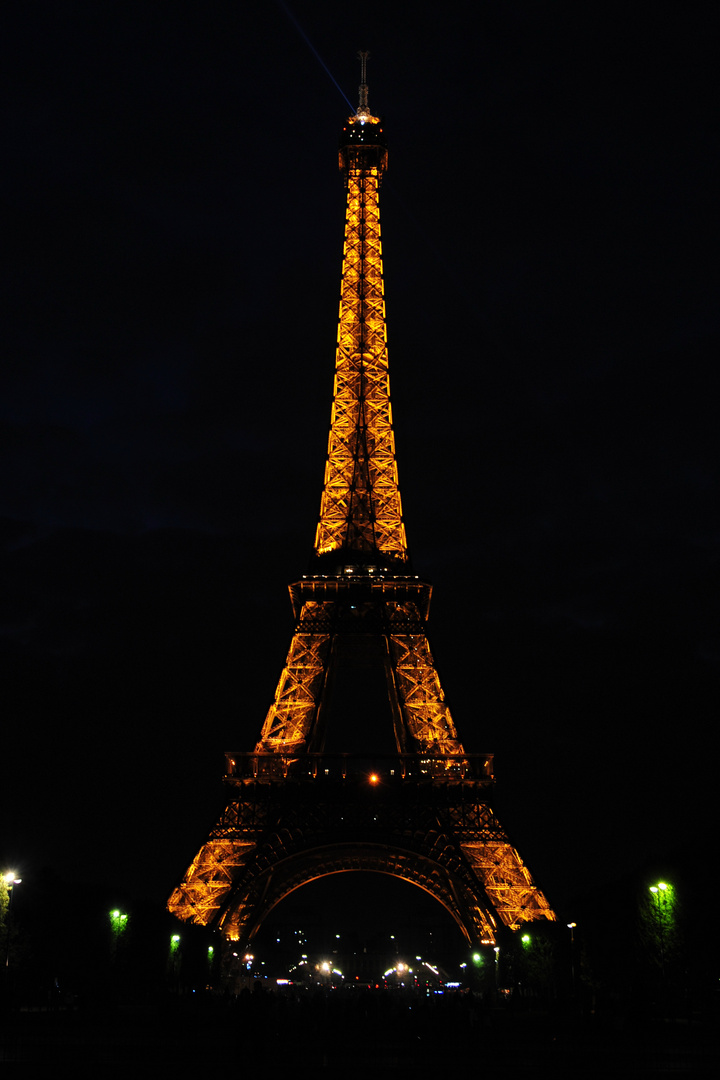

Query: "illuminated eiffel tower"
left=168, top=55, right=555, bottom=948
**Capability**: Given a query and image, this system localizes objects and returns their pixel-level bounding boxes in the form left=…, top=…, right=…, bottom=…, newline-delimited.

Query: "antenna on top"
left=357, top=50, right=370, bottom=117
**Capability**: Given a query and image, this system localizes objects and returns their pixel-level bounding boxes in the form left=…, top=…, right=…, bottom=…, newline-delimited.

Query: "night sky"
left=3, top=2, right=718, bottom=935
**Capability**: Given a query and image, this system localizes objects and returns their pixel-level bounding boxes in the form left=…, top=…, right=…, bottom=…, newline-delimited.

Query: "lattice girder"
left=180, top=777, right=552, bottom=946
left=170, top=771, right=555, bottom=942
left=167, top=796, right=273, bottom=925
left=171, top=776, right=554, bottom=949
left=389, top=635, right=461, bottom=752
left=210, top=781, right=506, bottom=945
left=315, top=168, right=407, bottom=561
left=461, top=841, right=555, bottom=930
left=256, top=603, right=332, bottom=751
left=220, top=845, right=498, bottom=947
left=168, top=839, right=256, bottom=926
left=254, top=589, right=466, bottom=757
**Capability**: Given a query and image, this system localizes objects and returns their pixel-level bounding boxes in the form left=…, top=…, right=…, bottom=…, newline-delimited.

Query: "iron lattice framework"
left=168, top=57, right=555, bottom=948
left=314, top=139, right=405, bottom=561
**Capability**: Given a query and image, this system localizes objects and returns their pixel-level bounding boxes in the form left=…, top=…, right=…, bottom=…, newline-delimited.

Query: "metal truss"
left=253, top=585, right=465, bottom=755
left=314, top=155, right=407, bottom=562
left=255, top=602, right=331, bottom=751
left=167, top=796, right=267, bottom=927
left=167, top=774, right=553, bottom=947
left=387, top=600, right=464, bottom=755
left=460, top=841, right=556, bottom=930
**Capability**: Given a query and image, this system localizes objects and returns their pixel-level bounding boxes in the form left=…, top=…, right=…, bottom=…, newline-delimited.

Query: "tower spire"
left=357, top=49, right=370, bottom=118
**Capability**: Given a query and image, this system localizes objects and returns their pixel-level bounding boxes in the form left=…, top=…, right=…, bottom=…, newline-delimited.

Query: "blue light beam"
left=277, top=1, right=356, bottom=112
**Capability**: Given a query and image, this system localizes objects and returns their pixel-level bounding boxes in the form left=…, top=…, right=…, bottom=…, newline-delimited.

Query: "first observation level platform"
left=290, top=570, right=432, bottom=620
left=224, top=752, right=495, bottom=785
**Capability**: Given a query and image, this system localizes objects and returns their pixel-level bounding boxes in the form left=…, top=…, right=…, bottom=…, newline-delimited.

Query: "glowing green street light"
left=649, top=881, right=672, bottom=980
left=167, top=933, right=182, bottom=985
left=109, top=909, right=128, bottom=965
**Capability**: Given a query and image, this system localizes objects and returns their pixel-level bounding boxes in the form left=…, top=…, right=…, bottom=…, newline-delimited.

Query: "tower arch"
left=217, top=842, right=498, bottom=947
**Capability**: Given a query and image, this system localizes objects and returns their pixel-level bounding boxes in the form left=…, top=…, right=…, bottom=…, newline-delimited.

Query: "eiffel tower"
left=168, top=55, right=555, bottom=948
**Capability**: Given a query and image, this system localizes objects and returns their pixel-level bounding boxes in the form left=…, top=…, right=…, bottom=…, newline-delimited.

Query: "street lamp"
left=109, top=909, right=128, bottom=965
left=649, top=882, right=671, bottom=979
left=567, top=923, right=577, bottom=995
left=3, top=873, right=21, bottom=1012
left=3, top=873, right=21, bottom=971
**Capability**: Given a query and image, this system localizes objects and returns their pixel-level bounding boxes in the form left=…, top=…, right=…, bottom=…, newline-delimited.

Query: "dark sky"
left=3, top=2, right=718, bottom=931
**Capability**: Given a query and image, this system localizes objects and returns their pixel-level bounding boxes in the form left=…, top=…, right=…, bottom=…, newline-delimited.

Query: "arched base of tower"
left=217, top=843, right=497, bottom=949
left=168, top=774, right=555, bottom=949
